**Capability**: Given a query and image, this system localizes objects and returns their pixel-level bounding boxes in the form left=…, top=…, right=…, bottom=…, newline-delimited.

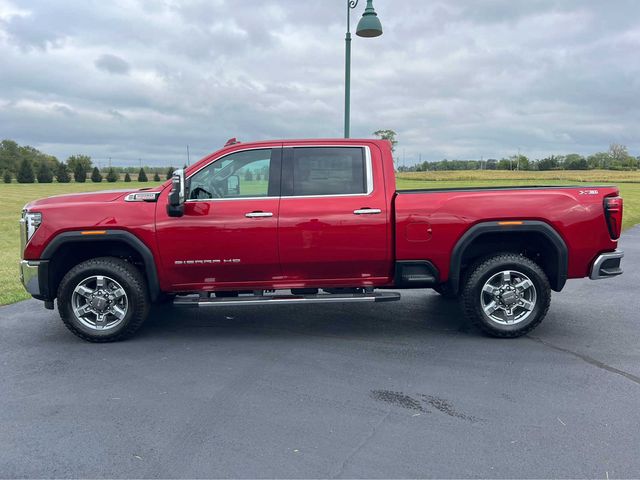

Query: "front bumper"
left=590, top=249, right=624, bottom=280
left=20, top=260, right=42, bottom=295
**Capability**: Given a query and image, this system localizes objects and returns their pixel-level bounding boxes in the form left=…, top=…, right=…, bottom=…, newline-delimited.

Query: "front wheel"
left=460, top=253, right=551, bottom=338
left=57, top=257, right=150, bottom=342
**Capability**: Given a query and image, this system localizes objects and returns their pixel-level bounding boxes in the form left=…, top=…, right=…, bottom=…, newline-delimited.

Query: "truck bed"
left=394, top=184, right=620, bottom=282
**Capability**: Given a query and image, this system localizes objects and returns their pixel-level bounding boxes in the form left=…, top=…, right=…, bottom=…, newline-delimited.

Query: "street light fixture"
left=344, top=0, right=383, bottom=138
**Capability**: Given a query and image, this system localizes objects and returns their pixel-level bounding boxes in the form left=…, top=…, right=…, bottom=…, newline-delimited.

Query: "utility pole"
left=186, top=145, right=190, bottom=166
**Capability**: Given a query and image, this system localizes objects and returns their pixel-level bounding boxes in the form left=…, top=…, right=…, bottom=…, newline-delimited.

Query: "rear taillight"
left=604, top=196, right=623, bottom=240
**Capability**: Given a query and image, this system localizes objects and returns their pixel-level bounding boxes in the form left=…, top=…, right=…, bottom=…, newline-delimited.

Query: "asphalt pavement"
left=1, top=226, right=639, bottom=478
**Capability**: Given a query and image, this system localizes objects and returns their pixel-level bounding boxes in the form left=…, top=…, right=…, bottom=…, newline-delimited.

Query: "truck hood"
left=25, top=188, right=162, bottom=209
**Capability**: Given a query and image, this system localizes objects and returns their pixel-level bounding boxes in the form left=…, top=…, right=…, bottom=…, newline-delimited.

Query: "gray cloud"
left=95, top=54, right=130, bottom=75
left=0, top=0, right=639, bottom=166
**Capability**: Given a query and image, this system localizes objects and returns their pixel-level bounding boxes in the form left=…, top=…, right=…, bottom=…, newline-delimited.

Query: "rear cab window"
left=283, top=147, right=370, bottom=196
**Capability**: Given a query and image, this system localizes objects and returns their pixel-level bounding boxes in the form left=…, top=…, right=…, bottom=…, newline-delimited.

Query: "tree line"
left=397, top=144, right=639, bottom=172
left=0, top=139, right=178, bottom=184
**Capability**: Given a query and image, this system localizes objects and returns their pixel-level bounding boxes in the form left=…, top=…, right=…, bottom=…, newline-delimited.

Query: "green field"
left=1, top=170, right=638, bottom=305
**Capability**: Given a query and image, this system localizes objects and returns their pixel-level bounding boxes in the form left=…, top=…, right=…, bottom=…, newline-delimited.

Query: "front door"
left=155, top=147, right=282, bottom=290
left=277, top=145, right=390, bottom=286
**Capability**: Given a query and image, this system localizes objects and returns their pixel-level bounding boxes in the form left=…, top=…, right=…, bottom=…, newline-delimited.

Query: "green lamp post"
left=344, top=0, right=383, bottom=138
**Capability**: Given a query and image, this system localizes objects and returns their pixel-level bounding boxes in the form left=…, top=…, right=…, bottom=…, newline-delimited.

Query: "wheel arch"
left=447, top=220, right=568, bottom=294
left=39, top=230, right=161, bottom=301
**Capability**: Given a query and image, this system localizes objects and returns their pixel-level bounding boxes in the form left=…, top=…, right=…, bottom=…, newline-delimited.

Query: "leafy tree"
left=138, top=168, right=148, bottom=182
left=587, top=152, right=610, bottom=170
left=106, top=168, right=118, bottom=182
left=153, top=172, right=161, bottom=182
left=91, top=166, right=102, bottom=183
left=0, top=139, right=20, bottom=174
left=497, top=158, right=512, bottom=170
left=67, top=154, right=92, bottom=174
left=608, top=144, right=637, bottom=169
left=16, top=158, right=35, bottom=183
left=166, top=167, right=174, bottom=180
left=55, top=162, right=71, bottom=183
left=3, top=170, right=12, bottom=183
left=537, top=155, right=561, bottom=171
left=373, top=129, right=398, bottom=152
left=36, top=161, right=54, bottom=183
left=609, top=144, right=629, bottom=163
left=74, top=163, right=87, bottom=183
left=485, top=159, right=497, bottom=170
left=511, top=154, right=530, bottom=170
left=124, top=172, right=131, bottom=182
left=244, top=169, right=254, bottom=181
left=564, top=153, right=588, bottom=170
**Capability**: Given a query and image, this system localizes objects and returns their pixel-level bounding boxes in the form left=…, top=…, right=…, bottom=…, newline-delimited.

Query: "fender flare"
left=447, top=220, right=568, bottom=293
left=40, top=230, right=161, bottom=301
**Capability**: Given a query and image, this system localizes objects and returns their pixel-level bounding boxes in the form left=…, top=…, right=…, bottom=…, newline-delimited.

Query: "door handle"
left=245, top=211, right=273, bottom=218
left=353, top=208, right=382, bottom=215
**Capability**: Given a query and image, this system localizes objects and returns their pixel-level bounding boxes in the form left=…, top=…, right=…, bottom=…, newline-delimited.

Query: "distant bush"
left=91, top=166, right=102, bottom=183
left=106, top=168, right=118, bottom=183
left=36, top=162, right=54, bottom=183
left=166, top=167, right=174, bottom=180
left=17, top=159, right=35, bottom=183
left=153, top=172, right=161, bottom=181
left=3, top=170, right=12, bottom=183
left=74, top=163, right=87, bottom=183
left=124, top=172, right=131, bottom=182
left=55, top=163, right=71, bottom=183
left=138, top=168, right=148, bottom=182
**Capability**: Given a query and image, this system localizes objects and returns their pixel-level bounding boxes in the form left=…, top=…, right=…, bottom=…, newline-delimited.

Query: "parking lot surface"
left=1, top=226, right=639, bottom=478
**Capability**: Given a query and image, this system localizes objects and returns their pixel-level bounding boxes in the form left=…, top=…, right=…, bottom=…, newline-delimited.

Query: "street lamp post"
left=344, top=0, right=383, bottom=138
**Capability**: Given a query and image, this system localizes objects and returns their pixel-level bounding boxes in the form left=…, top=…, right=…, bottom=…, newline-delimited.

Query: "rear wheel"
left=57, top=257, right=150, bottom=342
left=460, top=253, right=551, bottom=337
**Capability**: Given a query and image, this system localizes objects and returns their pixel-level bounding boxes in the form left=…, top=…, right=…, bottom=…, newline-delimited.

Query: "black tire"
left=432, top=283, right=457, bottom=298
left=460, top=253, right=551, bottom=338
left=57, top=257, right=150, bottom=342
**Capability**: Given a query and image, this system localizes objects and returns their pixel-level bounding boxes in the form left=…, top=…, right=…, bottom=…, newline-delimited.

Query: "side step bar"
left=174, top=291, right=401, bottom=307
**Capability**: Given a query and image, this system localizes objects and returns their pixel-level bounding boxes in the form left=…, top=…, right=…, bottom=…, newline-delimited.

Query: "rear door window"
left=289, top=147, right=366, bottom=196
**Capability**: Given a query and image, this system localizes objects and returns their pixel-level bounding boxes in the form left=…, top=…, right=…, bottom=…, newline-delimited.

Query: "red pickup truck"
left=20, top=139, right=624, bottom=342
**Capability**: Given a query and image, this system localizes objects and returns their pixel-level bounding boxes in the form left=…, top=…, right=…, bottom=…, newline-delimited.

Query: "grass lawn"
left=0, top=170, right=638, bottom=305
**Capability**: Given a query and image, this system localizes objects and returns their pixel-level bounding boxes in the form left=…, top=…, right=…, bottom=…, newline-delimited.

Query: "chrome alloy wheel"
left=71, top=275, right=128, bottom=331
left=480, top=270, right=537, bottom=325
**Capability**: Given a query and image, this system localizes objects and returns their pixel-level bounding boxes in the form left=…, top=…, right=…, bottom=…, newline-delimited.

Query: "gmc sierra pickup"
left=19, top=139, right=624, bottom=342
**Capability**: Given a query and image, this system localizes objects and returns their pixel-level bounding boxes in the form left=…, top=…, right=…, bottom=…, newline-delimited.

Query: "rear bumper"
left=19, top=260, right=42, bottom=295
left=589, top=250, right=624, bottom=280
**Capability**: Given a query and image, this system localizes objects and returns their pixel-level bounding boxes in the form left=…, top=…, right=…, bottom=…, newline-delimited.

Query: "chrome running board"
left=173, top=291, right=401, bottom=307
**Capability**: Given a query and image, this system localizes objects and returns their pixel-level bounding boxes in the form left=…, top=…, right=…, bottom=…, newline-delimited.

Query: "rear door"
left=277, top=145, right=390, bottom=285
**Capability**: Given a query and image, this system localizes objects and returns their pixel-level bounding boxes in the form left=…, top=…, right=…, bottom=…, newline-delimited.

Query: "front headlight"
left=21, top=211, right=42, bottom=243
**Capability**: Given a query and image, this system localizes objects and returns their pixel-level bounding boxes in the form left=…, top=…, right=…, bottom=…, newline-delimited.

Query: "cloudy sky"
left=1, top=0, right=639, bottom=167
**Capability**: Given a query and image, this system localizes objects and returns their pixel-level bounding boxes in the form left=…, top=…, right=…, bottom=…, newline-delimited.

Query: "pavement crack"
left=528, top=336, right=640, bottom=386
left=331, top=409, right=391, bottom=479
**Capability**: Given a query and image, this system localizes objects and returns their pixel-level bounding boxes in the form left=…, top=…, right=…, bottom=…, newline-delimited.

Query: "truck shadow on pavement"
left=138, top=292, right=478, bottom=342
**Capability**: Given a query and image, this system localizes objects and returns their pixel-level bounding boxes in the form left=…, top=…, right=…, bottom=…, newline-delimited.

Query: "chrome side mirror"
left=167, top=168, right=186, bottom=217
